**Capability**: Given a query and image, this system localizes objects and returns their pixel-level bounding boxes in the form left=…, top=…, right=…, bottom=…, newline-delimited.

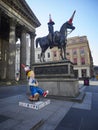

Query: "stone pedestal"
left=32, top=60, right=79, bottom=97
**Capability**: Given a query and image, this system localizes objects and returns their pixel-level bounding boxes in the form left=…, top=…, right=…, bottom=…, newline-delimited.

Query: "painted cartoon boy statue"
left=22, top=64, right=49, bottom=101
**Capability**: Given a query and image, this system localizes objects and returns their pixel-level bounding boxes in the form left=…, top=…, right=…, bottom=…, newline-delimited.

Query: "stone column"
left=20, top=28, right=27, bottom=79
left=7, top=18, right=16, bottom=80
left=0, top=10, right=1, bottom=29
left=30, top=33, right=36, bottom=66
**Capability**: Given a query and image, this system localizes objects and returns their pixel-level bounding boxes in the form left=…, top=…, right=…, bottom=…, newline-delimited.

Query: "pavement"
left=0, top=81, right=98, bottom=130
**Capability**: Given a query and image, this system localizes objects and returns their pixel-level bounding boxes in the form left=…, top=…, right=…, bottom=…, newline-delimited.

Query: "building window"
left=80, top=47, right=85, bottom=55
left=74, top=70, right=78, bottom=78
left=66, top=52, right=70, bottom=56
left=47, top=52, right=50, bottom=58
left=72, top=48, right=77, bottom=55
left=73, top=58, right=77, bottom=65
left=79, top=37, right=84, bottom=43
left=66, top=52, right=70, bottom=60
left=81, top=57, right=85, bottom=65
left=81, top=69, right=87, bottom=77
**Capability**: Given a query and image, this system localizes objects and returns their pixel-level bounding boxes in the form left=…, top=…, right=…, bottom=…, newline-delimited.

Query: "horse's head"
left=66, top=10, right=76, bottom=31
left=66, top=21, right=75, bottom=31
left=60, top=10, right=76, bottom=35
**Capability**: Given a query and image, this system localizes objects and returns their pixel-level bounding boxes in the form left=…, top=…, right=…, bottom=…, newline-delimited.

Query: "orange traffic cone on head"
left=68, top=10, right=76, bottom=24
left=21, top=64, right=31, bottom=75
left=48, top=14, right=55, bottom=25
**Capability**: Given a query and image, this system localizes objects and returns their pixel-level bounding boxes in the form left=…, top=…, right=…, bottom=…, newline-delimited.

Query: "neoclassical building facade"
left=0, top=0, right=40, bottom=80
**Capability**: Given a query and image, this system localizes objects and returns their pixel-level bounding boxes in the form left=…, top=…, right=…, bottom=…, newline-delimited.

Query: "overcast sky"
left=25, top=0, right=98, bottom=66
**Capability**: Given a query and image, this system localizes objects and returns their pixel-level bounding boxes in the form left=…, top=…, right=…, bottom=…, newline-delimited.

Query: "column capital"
left=0, top=9, right=4, bottom=14
left=30, top=32, right=36, bottom=38
left=21, top=25, right=26, bottom=31
left=9, top=17, right=17, bottom=25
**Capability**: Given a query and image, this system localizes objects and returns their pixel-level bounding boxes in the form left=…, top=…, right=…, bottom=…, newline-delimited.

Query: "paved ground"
left=55, top=87, right=97, bottom=130
left=0, top=81, right=98, bottom=130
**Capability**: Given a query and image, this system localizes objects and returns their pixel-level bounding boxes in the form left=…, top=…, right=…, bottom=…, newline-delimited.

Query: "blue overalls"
left=29, top=78, right=44, bottom=96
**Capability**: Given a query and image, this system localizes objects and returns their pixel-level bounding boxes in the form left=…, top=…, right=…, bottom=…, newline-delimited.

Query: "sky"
left=25, top=0, right=98, bottom=66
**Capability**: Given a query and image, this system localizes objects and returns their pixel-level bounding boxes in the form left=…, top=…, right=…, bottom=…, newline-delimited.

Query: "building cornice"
left=1, top=0, right=41, bottom=28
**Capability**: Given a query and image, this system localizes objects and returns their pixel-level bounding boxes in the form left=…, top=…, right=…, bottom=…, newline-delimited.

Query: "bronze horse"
left=36, top=11, right=76, bottom=62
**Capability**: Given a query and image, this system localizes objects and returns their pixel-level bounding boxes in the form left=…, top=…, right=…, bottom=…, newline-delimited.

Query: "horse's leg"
left=40, top=51, right=45, bottom=62
left=63, top=45, right=66, bottom=59
left=60, top=48, right=64, bottom=60
left=39, top=52, right=42, bottom=62
left=40, top=52, right=45, bottom=62
left=42, top=47, right=48, bottom=62
left=43, top=53, right=45, bottom=62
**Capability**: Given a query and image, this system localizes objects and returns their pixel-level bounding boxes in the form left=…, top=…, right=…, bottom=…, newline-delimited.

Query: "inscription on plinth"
left=35, top=65, right=68, bottom=75
left=32, top=60, right=74, bottom=79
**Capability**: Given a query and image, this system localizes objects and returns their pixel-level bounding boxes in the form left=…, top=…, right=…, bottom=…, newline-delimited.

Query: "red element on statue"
left=48, top=14, right=55, bottom=25
left=68, top=10, right=76, bottom=24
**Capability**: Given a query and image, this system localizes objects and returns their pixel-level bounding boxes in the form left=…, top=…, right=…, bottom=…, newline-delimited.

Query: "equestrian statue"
left=36, top=10, right=76, bottom=62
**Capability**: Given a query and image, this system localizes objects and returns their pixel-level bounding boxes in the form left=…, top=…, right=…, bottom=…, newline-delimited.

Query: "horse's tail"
left=36, top=38, right=40, bottom=48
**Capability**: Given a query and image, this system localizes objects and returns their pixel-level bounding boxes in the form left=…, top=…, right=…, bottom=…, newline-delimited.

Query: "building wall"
left=66, top=36, right=93, bottom=78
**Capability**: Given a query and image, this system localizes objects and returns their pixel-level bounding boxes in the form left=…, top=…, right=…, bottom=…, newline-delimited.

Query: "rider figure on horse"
left=47, top=14, right=55, bottom=48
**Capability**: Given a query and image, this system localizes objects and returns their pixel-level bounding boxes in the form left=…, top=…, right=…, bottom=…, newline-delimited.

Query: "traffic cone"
left=21, top=64, right=31, bottom=76
left=68, top=10, right=76, bottom=24
left=48, top=14, right=55, bottom=25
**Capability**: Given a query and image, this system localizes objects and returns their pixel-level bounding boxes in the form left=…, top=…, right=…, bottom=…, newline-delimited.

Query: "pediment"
left=2, top=0, right=41, bottom=27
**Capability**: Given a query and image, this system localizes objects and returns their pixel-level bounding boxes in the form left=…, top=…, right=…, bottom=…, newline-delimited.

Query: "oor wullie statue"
left=22, top=64, right=49, bottom=101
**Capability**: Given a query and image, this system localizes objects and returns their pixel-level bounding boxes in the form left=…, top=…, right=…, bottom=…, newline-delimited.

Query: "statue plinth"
left=32, top=60, right=79, bottom=97
left=32, top=60, right=74, bottom=80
